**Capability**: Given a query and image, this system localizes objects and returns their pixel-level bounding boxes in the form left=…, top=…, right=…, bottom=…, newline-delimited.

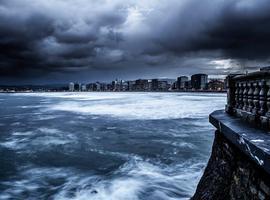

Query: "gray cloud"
left=0, top=0, right=270, bottom=83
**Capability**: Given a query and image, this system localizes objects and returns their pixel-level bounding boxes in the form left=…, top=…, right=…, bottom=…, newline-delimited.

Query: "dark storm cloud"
left=192, top=0, right=270, bottom=60
left=0, top=0, right=270, bottom=82
left=147, top=0, right=270, bottom=60
left=0, top=0, right=127, bottom=79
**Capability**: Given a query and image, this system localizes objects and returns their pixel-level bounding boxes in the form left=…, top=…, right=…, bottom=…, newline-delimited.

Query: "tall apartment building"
left=191, top=74, right=208, bottom=90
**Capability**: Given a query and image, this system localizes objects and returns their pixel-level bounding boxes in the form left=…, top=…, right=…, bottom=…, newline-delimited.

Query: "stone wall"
left=192, top=131, right=270, bottom=200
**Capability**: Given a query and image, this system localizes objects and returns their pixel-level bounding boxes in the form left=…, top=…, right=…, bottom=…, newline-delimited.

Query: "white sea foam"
left=0, top=92, right=223, bottom=199
left=0, top=135, right=70, bottom=150
left=251, top=139, right=264, bottom=143
left=11, top=122, right=21, bottom=126
left=19, top=105, right=44, bottom=109
left=107, top=126, right=117, bottom=130
left=11, top=92, right=121, bottom=101
left=0, top=128, right=74, bottom=151
left=58, top=178, right=144, bottom=200
left=41, top=92, right=225, bottom=120
left=53, top=157, right=202, bottom=200
left=0, top=155, right=203, bottom=200
left=0, top=137, right=30, bottom=150
left=38, top=127, right=61, bottom=134
left=35, top=128, right=75, bottom=146
left=12, top=131, right=33, bottom=136
left=35, top=115, right=57, bottom=120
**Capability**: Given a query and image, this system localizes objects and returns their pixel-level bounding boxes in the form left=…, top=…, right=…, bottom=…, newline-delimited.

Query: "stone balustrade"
left=193, top=69, right=270, bottom=199
left=226, top=71, right=270, bottom=129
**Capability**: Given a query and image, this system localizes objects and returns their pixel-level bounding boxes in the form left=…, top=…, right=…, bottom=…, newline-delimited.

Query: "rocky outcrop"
left=192, top=131, right=270, bottom=200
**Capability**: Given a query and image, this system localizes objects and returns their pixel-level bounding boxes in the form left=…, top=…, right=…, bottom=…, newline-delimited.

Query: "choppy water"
left=0, top=92, right=225, bottom=200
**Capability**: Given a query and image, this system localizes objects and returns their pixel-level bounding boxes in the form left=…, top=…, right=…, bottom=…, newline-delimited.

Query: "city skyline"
left=1, top=0, right=270, bottom=84
left=67, top=73, right=224, bottom=92
left=0, top=72, right=226, bottom=92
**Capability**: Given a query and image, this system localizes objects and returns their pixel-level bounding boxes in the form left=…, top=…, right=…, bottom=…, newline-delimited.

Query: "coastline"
left=0, top=90, right=227, bottom=94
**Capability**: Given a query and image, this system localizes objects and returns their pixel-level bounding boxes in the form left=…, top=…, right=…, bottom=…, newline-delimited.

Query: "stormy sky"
left=1, top=0, right=270, bottom=84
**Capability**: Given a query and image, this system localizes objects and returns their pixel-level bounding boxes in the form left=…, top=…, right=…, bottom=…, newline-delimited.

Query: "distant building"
left=151, top=79, right=159, bottom=91
left=96, top=82, right=101, bottom=91
left=191, top=74, right=208, bottom=90
left=106, top=83, right=113, bottom=91
left=69, top=82, right=74, bottom=92
left=127, top=81, right=135, bottom=91
left=74, top=83, right=81, bottom=91
left=177, top=76, right=188, bottom=90
left=135, top=79, right=149, bottom=91
left=87, top=83, right=97, bottom=91
left=260, top=66, right=270, bottom=71
left=158, top=80, right=168, bottom=91
left=208, top=79, right=225, bottom=91
left=159, top=78, right=175, bottom=85
left=99, top=83, right=108, bottom=91
left=81, top=84, right=87, bottom=91
left=120, top=81, right=128, bottom=91
left=112, top=79, right=120, bottom=91
left=171, top=81, right=177, bottom=90
left=185, top=80, right=192, bottom=89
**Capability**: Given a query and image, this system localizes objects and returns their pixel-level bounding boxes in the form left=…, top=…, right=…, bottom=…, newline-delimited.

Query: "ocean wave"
left=0, top=156, right=204, bottom=200
left=33, top=114, right=59, bottom=120
left=0, top=128, right=75, bottom=151
left=11, top=122, right=21, bottom=126
left=54, top=156, right=203, bottom=200
left=0, top=92, right=223, bottom=199
left=42, top=93, right=225, bottom=120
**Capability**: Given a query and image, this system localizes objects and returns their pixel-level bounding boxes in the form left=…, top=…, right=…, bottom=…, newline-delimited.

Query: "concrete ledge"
left=210, top=110, right=270, bottom=175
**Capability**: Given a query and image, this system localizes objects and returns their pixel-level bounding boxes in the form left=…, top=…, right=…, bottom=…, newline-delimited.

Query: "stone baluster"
left=225, top=75, right=236, bottom=114
left=259, top=81, right=267, bottom=116
left=247, top=82, right=254, bottom=112
left=265, top=83, right=270, bottom=118
left=243, top=83, right=249, bottom=111
left=235, top=83, right=239, bottom=108
left=238, top=83, right=244, bottom=109
left=252, top=82, right=260, bottom=115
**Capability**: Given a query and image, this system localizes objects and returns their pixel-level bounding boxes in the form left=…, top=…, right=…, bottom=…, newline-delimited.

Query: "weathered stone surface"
left=191, top=131, right=270, bottom=200
left=260, top=181, right=270, bottom=195
left=258, top=191, right=266, bottom=200
left=191, top=131, right=234, bottom=200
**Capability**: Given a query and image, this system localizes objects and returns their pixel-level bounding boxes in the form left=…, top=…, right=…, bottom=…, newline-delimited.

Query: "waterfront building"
left=96, top=82, right=101, bottom=91
left=87, top=83, right=97, bottom=91
left=105, top=83, right=113, bottom=91
left=171, top=81, right=177, bottom=90
left=208, top=79, right=225, bottom=91
left=158, top=80, right=168, bottom=91
left=260, top=66, right=270, bottom=71
left=99, top=83, right=107, bottom=91
left=120, top=80, right=128, bottom=91
left=127, top=81, right=135, bottom=91
left=191, top=74, right=208, bottom=90
left=112, top=79, right=120, bottom=91
left=81, top=84, right=87, bottom=91
left=151, top=79, right=159, bottom=91
left=69, top=82, right=74, bottom=92
left=74, top=83, right=81, bottom=91
left=185, top=80, right=192, bottom=89
left=177, top=76, right=188, bottom=90
left=66, top=73, right=218, bottom=92
left=135, top=79, right=149, bottom=91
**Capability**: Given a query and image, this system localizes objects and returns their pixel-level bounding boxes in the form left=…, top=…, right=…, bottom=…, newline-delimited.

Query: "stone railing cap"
left=233, top=71, right=270, bottom=81
left=210, top=110, right=270, bottom=174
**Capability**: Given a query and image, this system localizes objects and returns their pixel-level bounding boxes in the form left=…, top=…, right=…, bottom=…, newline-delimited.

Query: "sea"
left=0, top=92, right=226, bottom=200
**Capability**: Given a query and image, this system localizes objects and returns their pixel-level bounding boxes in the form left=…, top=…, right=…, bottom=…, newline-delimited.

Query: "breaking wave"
left=0, top=92, right=225, bottom=199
